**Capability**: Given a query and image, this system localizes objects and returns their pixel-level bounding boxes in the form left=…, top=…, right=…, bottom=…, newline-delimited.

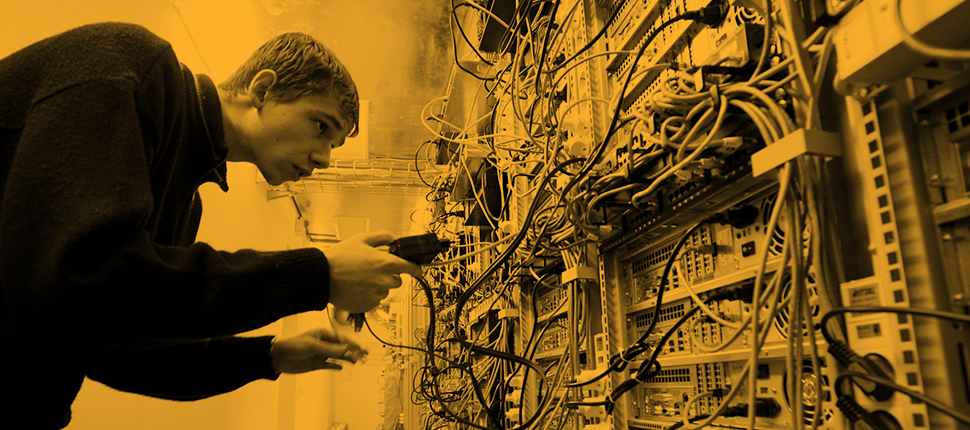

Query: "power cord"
left=823, top=307, right=970, bottom=428
left=836, top=371, right=970, bottom=427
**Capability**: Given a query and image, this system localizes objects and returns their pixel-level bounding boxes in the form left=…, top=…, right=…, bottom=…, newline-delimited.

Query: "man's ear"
left=247, top=69, right=278, bottom=109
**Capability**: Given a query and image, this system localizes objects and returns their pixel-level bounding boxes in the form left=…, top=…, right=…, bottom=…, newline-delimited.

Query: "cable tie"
left=605, top=392, right=617, bottom=408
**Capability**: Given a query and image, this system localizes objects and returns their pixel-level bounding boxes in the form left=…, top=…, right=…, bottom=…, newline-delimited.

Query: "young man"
left=0, top=22, right=421, bottom=428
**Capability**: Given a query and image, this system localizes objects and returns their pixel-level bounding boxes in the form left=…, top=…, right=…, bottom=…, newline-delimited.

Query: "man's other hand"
left=324, top=231, right=423, bottom=313
left=270, top=328, right=366, bottom=374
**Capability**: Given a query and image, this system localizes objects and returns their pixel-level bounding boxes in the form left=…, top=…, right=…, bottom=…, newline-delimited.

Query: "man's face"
left=246, top=91, right=352, bottom=185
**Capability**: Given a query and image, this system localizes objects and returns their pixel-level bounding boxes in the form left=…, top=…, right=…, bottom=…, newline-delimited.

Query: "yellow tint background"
left=0, top=1, right=437, bottom=429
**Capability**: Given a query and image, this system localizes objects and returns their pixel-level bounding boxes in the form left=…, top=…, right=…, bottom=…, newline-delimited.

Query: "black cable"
left=565, top=3, right=728, bottom=205
left=450, top=0, right=492, bottom=80
left=505, top=272, right=558, bottom=419
left=416, top=140, right=435, bottom=188
left=543, top=0, right=625, bottom=75
left=606, top=259, right=753, bottom=411
left=533, top=0, right=561, bottom=97
left=836, top=371, right=970, bottom=426
left=820, top=306, right=970, bottom=345
left=492, top=0, right=536, bottom=60
left=441, top=159, right=586, bottom=429
left=453, top=158, right=584, bottom=356
left=821, top=306, right=970, bottom=404
left=666, top=414, right=710, bottom=430
left=567, top=219, right=708, bottom=390
left=363, top=318, right=460, bottom=365
left=421, top=294, right=550, bottom=430
left=406, top=275, right=504, bottom=430
left=429, top=4, right=727, bottom=427
left=626, top=217, right=708, bottom=344
left=578, top=18, right=683, bottom=178
left=454, top=1, right=496, bottom=66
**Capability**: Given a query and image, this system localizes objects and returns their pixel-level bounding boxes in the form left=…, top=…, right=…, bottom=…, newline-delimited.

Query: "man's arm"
left=84, top=337, right=279, bottom=401
left=0, top=77, right=330, bottom=348
left=83, top=329, right=365, bottom=400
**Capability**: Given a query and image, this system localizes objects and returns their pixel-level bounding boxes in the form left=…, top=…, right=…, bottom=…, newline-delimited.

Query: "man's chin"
left=265, top=175, right=285, bottom=186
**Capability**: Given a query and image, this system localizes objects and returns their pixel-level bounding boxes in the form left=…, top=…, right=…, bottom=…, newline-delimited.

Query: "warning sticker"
left=847, top=284, right=881, bottom=307
left=857, top=323, right=882, bottom=339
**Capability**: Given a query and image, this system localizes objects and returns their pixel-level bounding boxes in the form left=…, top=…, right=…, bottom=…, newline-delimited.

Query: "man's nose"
left=311, top=155, right=329, bottom=170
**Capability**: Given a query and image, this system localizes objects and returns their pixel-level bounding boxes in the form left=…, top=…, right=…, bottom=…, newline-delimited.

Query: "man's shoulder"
left=39, top=23, right=179, bottom=95
left=56, top=22, right=173, bottom=64
left=0, top=22, right=183, bottom=129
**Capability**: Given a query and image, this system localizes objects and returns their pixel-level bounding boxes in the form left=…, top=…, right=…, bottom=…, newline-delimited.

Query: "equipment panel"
left=400, top=0, right=970, bottom=429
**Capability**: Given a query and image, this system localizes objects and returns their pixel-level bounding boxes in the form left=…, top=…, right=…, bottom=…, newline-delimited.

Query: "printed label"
left=857, top=323, right=882, bottom=339
left=847, top=284, right=881, bottom=307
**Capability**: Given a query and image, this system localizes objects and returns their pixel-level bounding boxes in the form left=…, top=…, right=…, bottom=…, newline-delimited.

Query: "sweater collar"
left=193, top=73, right=229, bottom=192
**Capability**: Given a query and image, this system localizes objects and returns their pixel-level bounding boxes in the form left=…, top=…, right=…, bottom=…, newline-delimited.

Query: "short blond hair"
left=219, top=33, right=359, bottom=137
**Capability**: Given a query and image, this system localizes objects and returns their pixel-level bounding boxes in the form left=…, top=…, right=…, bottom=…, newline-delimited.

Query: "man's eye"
left=317, top=121, right=328, bottom=135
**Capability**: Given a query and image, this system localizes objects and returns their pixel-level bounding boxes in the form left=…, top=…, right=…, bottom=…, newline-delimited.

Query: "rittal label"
left=847, top=284, right=881, bottom=307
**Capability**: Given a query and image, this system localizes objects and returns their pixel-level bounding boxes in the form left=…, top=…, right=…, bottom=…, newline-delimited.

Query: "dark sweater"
left=0, top=23, right=332, bottom=428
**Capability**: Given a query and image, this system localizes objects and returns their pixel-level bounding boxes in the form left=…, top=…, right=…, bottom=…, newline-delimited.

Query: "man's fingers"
left=385, top=258, right=424, bottom=279
left=311, top=337, right=367, bottom=361
left=349, top=231, right=426, bottom=278
left=302, top=328, right=363, bottom=352
left=356, top=231, right=397, bottom=247
left=310, top=341, right=352, bottom=360
left=319, top=362, right=343, bottom=371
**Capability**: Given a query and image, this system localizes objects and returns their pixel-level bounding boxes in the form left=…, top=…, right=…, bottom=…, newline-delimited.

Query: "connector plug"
left=715, top=205, right=760, bottom=229
left=348, top=233, right=451, bottom=331
left=828, top=341, right=895, bottom=401
left=506, top=389, right=522, bottom=405
left=683, top=1, right=728, bottom=27
left=720, top=398, right=781, bottom=418
left=708, top=282, right=756, bottom=303
left=754, top=398, right=781, bottom=418
left=578, top=398, right=607, bottom=421
left=505, top=408, right=521, bottom=424
left=574, top=369, right=607, bottom=394
left=388, top=233, right=451, bottom=265
left=709, top=387, right=729, bottom=398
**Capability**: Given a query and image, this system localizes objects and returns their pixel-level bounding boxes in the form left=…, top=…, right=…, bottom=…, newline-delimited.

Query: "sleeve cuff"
left=247, top=335, right=281, bottom=381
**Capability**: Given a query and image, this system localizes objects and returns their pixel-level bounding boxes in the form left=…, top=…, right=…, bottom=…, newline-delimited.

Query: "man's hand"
left=270, top=328, right=366, bottom=374
left=325, top=231, right=423, bottom=313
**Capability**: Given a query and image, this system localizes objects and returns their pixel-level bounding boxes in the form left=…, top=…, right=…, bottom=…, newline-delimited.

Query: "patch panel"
left=689, top=301, right=724, bottom=353
left=538, top=288, right=569, bottom=318
left=630, top=265, right=682, bottom=305
left=611, top=21, right=695, bottom=110
left=608, top=0, right=690, bottom=72
left=607, top=0, right=666, bottom=55
left=690, top=6, right=764, bottom=68
left=537, top=322, right=570, bottom=357
left=628, top=364, right=727, bottom=421
left=627, top=300, right=691, bottom=354
left=694, top=363, right=725, bottom=415
left=680, top=223, right=716, bottom=285
left=639, top=387, right=692, bottom=418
